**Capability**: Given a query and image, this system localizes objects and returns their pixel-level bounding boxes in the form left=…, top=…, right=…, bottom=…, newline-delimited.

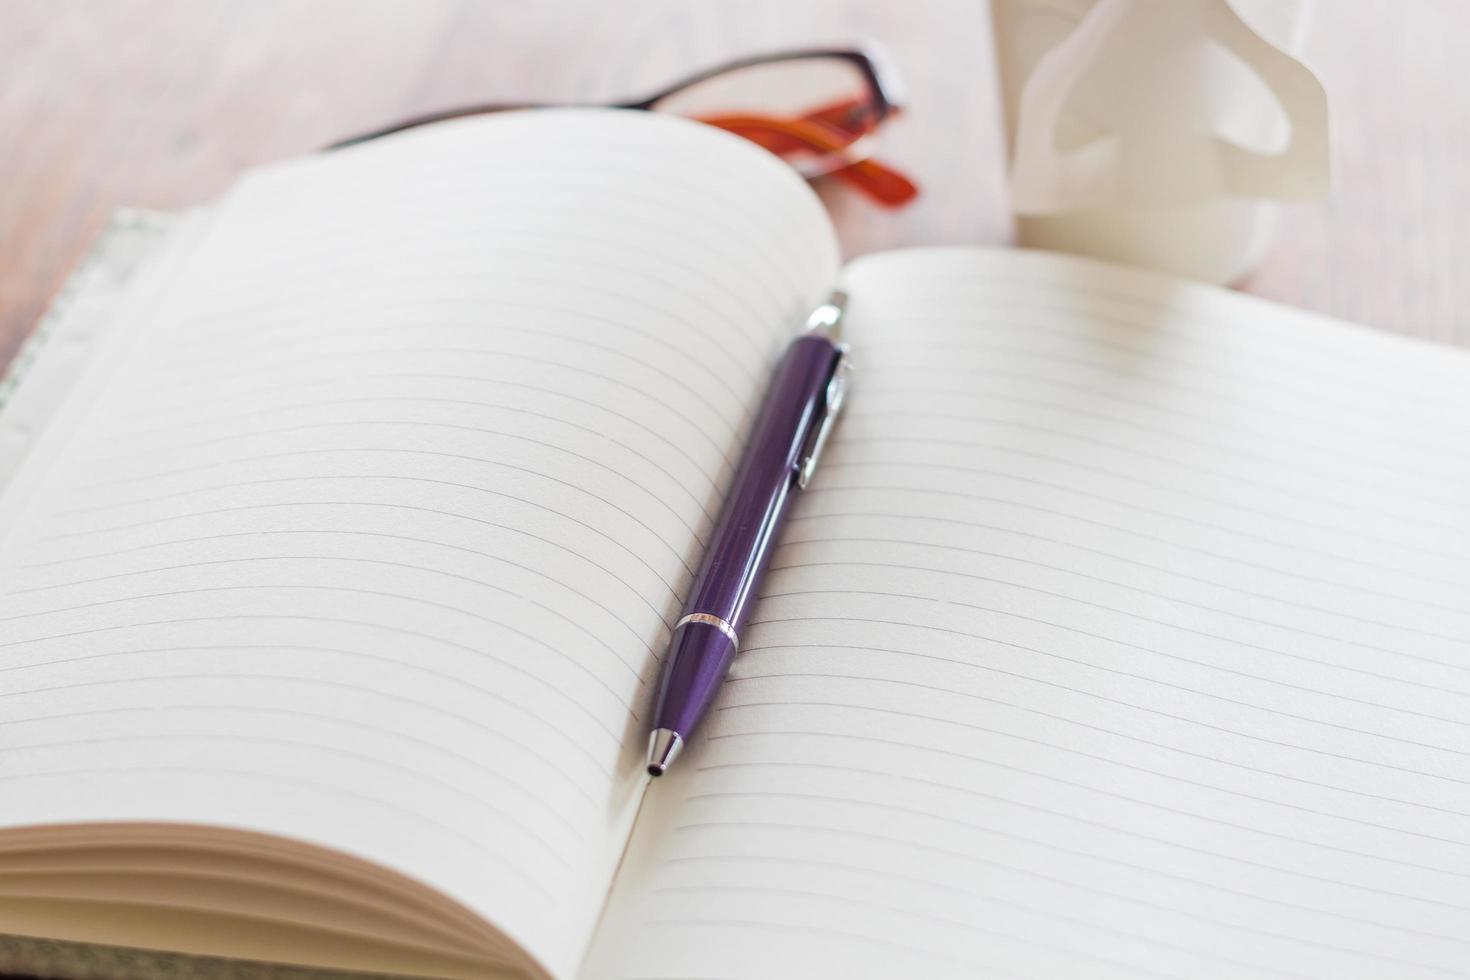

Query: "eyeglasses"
left=330, top=46, right=917, bottom=208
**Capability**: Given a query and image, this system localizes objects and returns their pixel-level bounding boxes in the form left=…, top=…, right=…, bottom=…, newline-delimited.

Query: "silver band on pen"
left=675, top=612, right=739, bottom=649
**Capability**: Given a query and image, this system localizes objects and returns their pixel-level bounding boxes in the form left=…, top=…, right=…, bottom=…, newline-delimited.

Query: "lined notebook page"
left=0, top=109, right=838, bottom=978
left=585, top=248, right=1470, bottom=980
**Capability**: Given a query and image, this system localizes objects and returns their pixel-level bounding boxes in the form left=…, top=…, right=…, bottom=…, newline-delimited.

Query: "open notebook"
left=1, top=109, right=1468, bottom=980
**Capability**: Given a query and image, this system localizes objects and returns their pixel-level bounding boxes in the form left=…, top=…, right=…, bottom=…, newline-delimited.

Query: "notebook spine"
left=0, top=208, right=173, bottom=417
left=0, top=933, right=402, bottom=980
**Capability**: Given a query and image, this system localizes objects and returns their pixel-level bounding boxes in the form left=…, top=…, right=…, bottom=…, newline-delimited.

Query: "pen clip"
left=804, top=291, right=846, bottom=340
left=796, top=344, right=851, bottom=491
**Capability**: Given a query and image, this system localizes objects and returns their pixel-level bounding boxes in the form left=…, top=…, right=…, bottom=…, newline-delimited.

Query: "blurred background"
left=2, top=0, right=1467, bottom=364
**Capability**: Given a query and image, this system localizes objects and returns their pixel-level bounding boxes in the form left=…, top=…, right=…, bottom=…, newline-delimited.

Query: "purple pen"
left=646, top=291, right=851, bottom=776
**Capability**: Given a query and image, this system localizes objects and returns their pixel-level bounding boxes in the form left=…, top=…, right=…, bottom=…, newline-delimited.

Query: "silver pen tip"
left=646, top=728, right=684, bottom=777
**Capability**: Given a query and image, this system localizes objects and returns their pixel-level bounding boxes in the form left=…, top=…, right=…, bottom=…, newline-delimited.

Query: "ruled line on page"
left=61, top=449, right=715, bottom=558
left=706, top=724, right=1470, bottom=849
left=618, top=724, right=1470, bottom=975
left=865, top=276, right=1470, bottom=426
left=653, top=876, right=1452, bottom=980
left=11, top=552, right=657, bottom=670
left=172, top=225, right=790, bottom=342
left=738, top=631, right=1470, bottom=738
left=77, top=433, right=716, bottom=550
left=784, top=508, right=1470, bottom=618
left=648, top=855, right=1461, bottom=980
left=657, top=847, right=1466, bottom=952
left=628, top=917, right=1030, bottom=980
left=99, top=399, right=724, bottom=523
left=191, top=152, right=821, bottom=302
left=856, top=369, right=1470, bottom=486
left=740, top=607, right=1470, bottom=762
left=0, top=762, right=558, bottom=900
left=837, top=427, right=1468, bottom=534
left=673, top=785, right=1470, bottom=917
left=0, top=583, right=640, bottom=731
left=146, top=311, right=759, bottom=427
left=862, top=321, right=1470, bottom=441
left=717, top=693, right=1470, bottom=820
left=38, top=483, right=693, bottom=601
left=651, top=881, right=1254, bottom=980
left=0, top=673, right=609, bottom=814
left=159, top=252, right=788, bottom=372
left=814, top=461, right=1470, bottom=575
left=110, top=372, right=737, bottom=476
left=802, top=481, right=1467, bottom=599
left=775, top=533, right=1470, bottom=644
left=14, top=523, right=674, bottom=629
left=104, top=370, right=743, bottom=492
left=11, top=542, right=662, bottom=655
left=763, top=561, right=1470, bottom=674
left=683, top=760, right=1470, bottom=906
left=118, top=366, right=741, bottom=465
left=17, top=502, right=682, bottom=631
left=0, top=642, right=617, bottom=780
left=718, top=679, right=1470, bottom=798
left=899, top=276, right=1470, bottom=399
left=153, top=290, right=770, bottom=401
left=128, top=342, right=754, bottom=441
left=0, top=720, right=584, bottom=858
left=168, top=202, right=811, bottom=341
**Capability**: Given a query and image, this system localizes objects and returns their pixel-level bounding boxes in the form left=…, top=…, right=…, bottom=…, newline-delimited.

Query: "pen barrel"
left=650, top=334, right=843, bottom=743
left=684, top=334, right=843, bottom=635
left=651, top=621, right=739, bottom=736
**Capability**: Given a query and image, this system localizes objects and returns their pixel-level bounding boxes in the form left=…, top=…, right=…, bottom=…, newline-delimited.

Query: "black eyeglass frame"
left=329, top=43, right=906, bottom=150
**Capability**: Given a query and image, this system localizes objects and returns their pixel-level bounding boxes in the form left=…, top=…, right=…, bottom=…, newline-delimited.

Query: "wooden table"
left=2, top=0, right=1467, bottom=374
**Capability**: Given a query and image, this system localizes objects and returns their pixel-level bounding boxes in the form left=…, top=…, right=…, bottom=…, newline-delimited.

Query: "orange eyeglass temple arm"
left=695, top=102, right=918, bottom=208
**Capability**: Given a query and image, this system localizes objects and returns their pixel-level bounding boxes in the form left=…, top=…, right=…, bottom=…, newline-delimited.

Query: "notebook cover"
left=0, top=209, right=178, bottom=489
